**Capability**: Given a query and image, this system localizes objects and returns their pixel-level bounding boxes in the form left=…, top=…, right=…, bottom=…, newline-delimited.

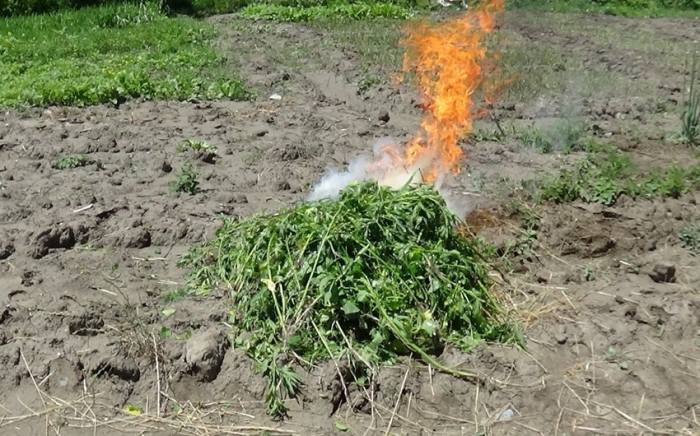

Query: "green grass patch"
left=239, top=2, right=414, bottom=21
left=537, top=148, right=700, bottom=205
left=191, top=0, right=430, bottom=16
left=179, top=181, right=520, bottom=417
left=0, top=0, right=138, bottom=16
left=517, top=123, right=585, bottom=153
left=0, top=2, right=249, bottom=108
left=509, top=0, right=700, bottom=17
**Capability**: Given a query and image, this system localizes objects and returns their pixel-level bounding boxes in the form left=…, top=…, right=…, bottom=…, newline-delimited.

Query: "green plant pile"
left=0, top=2, right=249, bottom=107
left=179, top=181, right=520, bottom=417
left=537, top=147, right=700, bottom=206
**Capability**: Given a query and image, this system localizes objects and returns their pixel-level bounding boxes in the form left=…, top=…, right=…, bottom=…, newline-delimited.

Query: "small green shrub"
left=54, top=155, right=88, bottom=169
left=170, top=161, right=199, bottom=195
left=680, top=223, right=700, bottom=254
left=681, top=52, right=700, bottom=147
left=177, top=139, right=217, bottom=153
left=178, top=139, right=218, bottom=163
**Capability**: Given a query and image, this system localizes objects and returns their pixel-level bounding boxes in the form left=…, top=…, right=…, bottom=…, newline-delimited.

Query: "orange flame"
left=383, top=0, right=505, bottom=185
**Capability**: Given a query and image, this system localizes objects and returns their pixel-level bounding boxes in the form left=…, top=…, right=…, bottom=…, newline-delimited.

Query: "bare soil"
left=1, top=10, right=699, bottom=436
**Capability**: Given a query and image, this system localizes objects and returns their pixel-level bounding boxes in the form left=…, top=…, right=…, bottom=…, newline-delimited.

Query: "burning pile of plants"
left=180, top=180, right=519, bottom=415
left=179, top=0, right=520, bottom=417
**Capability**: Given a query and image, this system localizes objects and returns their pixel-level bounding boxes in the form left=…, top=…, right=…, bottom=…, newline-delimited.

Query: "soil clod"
left=645, top=262, right=677, bottom=283
left=184, top=328, right=230, bottom=382
left=102, top=228, right=152, bottom=249
left=0, top=242, right=14, bottom=260
left=29, top=225, right=76, bottom=258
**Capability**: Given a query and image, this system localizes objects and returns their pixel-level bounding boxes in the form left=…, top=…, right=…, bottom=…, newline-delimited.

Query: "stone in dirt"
left=554, top=325, right=568, bottom=344
left=277, top=180, right=292, bottom=191
left=196, top=149, right=217, bottom=164
left=184, top=328, right=231, bottom=382
left=644, top=262, right=676, bottom=283
left=0, top=242, right=14, bottom=260
left=160, top=160, right=173, bottom=173
left=20, top=270, right=41, bottom=286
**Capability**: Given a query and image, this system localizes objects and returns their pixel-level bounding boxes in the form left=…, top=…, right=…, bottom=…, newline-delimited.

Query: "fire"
left=379, top=0, right=505, bottom=186
left=306, top=1, right=508, bottom=203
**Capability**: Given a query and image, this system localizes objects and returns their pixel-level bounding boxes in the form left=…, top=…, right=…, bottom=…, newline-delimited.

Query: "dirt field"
left=1, top=9, right=700, bottom=436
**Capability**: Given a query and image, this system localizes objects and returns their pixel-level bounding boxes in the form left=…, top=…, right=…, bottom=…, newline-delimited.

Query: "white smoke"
left=306, top=136, right=480, bottom=221
left=306, top=155, right=371, bottom=202
left=437, top=187, right=479, bottom=221
left=307, top=137, right=424, bottom=202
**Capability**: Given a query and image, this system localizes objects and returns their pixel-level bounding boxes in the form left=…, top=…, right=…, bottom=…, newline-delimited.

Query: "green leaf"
left=420, top=320, right=438, bottom=336
left=342, top=300, right=360, bottom=315
left=334, top=422, right=349, bottom=431
left=261, top=278, right=276, bottom=292
left=160, top=326, right=172, bottom=339
left=124, top=404, right=142, bottom=416
left=162, top=308, right=176, bottom=317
